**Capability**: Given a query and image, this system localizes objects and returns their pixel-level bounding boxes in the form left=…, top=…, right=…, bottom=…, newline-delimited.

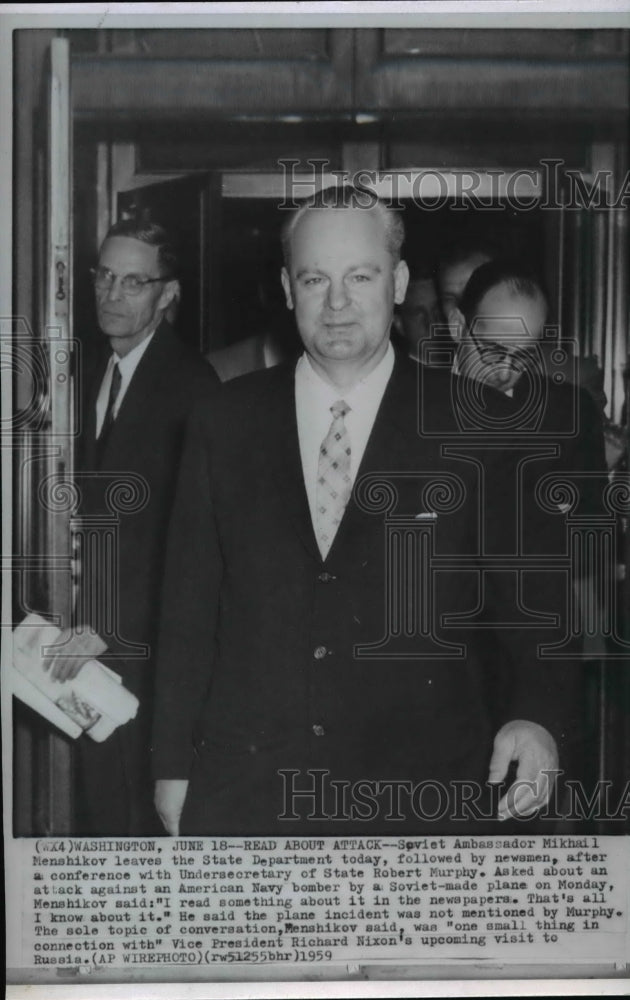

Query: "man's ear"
left=450, top=306, right=466, bottom=343
left=393, top=260, right=410, bottom=305
left=159, top=279, right=180, bottom=313
left=280, top=268, right=294, bottom=310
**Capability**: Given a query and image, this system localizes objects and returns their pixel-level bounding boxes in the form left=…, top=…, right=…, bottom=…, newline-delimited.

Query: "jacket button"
left=318, top=572, right=337, bottom=583
left=313, top=645, right=328, bottom=660
left=312, top=724, right=326, bottom=737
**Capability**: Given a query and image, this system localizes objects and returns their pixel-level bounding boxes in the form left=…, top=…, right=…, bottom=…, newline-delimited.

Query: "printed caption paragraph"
left=12, top=836, right=630, bottom=973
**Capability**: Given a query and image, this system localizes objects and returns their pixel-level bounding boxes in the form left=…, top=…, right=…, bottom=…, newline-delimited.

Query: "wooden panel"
left=387, top=139, right=589, bottom=171
left=135, top=121, right=344, bottom=173
left=138, top=139, right=342, bottom=173
left=72, top=27, right=629, bottom=119
left=355, top=28, right=630, bottom=114
left=382, top=28, right=629, bottom=59
left=108, top=28, right=332, bottom=60
left=382, top=106, right=607, bottom=171
left=71, top=30, right=354, bottom=118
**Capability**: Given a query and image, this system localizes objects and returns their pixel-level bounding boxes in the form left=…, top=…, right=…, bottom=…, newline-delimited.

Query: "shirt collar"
left=296, top=341, right=395, bottom=409
left=111, top=329, right=156, bottom=376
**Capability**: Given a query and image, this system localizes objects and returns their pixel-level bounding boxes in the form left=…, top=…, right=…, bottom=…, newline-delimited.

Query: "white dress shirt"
left=295, top=343, right=395, bottom=534
left=95, top=332, right=156, bottom=437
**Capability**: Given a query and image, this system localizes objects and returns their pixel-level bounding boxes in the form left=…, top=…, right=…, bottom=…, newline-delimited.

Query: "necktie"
left=315, top=400, right=352, bottom=558
left=95, top=361, right=121, bottom=464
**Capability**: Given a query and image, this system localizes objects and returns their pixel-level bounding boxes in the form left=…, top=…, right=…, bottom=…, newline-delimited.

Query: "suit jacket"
left=512, top=374, right=607, bottom=525
left=464, top=371, right=608, bottom=747
left=152, top=354, right=580, bottom=832
left=77, top=319, right=219, bottom=700
left=206, top=331, right=293, bottom=382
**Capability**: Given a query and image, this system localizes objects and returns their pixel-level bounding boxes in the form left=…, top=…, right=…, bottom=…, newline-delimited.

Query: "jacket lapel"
left=266, top=363, right=322, bottom=562
left=327, top=355, right=423, bottom=559
left=95, top=322, right=176, bottom=467
left=80, top=346, right=109, bottom=470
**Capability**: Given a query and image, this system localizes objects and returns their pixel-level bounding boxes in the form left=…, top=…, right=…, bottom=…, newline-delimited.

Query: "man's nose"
left=104, top=276, right=124, bottom=302
left=326, top=278, right=350, bottom=311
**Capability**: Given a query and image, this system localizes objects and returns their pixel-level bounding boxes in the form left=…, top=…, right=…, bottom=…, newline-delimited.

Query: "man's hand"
left=154, top=779, right=189, bottom=836
left=43, top=627, right=108, bottom=682
left=488, top=720, right=559, bottom=821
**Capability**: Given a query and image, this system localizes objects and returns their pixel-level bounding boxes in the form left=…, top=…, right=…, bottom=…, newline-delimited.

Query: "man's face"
left=439, top=252, right=492, bottom=322
left=399, top=277, right=441, bottom=359
left=95, top=237, right=176, bottom=352
left=281, top=207, right=409, bottom=380
left=460, top=283, right=547, bottom=393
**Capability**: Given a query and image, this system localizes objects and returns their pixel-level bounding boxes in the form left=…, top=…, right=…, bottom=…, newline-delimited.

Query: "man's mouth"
left=100, top=308, right=127, bottom=319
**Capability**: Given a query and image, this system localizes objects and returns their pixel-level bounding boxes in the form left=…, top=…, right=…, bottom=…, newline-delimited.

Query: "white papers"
left=11, top=614, right=139, bottom=742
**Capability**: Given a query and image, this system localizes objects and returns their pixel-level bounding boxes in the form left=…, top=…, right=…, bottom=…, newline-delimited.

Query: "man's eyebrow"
left=294, top=263, right=383, bottom=279
left=99, top=266, right=150, bottom=277
left=295, top=267, right=327, bottom=279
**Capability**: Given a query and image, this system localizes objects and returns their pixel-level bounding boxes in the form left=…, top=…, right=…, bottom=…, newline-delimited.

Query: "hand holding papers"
left=42, top=626, right=107, bottom=681
left=11, top=614, right=138, bottom=742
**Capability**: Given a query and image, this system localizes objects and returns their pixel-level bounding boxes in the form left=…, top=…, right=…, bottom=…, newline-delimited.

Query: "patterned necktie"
left=95, top=361, right=121, bottom=463
left=315, top=400, right=352, bottom=558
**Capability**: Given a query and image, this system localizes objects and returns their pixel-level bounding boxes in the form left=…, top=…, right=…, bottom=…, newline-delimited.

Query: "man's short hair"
left=102, top=218, right=179, bottom=278
left=459, top=259, right=549, bottom=328
left=280, top=184, right=405, bottom=268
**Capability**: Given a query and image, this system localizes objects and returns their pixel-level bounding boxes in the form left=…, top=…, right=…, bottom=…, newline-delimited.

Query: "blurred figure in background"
left=451, top=258, right=606, bottom=490
left=394, top=262, right=447, bottom=364
left=206, top=275, right=299, bottom=381
left=437, top=237, right=497, bottom=324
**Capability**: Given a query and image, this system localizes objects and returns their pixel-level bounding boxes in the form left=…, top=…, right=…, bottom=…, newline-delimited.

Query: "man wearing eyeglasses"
left=452, top=261, right=547, bottom=396
left=451, top=259, right=607, bottom=555
left=450, top=260, right=608, bottom=799
left=450, top=259, right=605, bottom=540
left=451, top=260, right=606, bottom=466
left=44, top=219, right=217, bottom=835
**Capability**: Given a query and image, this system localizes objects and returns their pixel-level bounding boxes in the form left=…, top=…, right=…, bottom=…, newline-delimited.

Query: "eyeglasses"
left=90, top=266, right=169, bottom=297
left=469, top=328, right=537, bottom=370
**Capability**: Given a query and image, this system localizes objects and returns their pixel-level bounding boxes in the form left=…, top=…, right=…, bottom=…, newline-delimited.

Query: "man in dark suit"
left=451, top=259, right=607, bottom=552
left=451, top=260, right=610, bottom=798
left=45, top=219, right=217, bottom=834
left=152, top=187, right=576, bottom=836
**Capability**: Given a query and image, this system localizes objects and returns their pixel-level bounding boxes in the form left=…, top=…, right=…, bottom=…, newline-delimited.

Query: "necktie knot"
left=330, top=399, right=350, bottom=420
